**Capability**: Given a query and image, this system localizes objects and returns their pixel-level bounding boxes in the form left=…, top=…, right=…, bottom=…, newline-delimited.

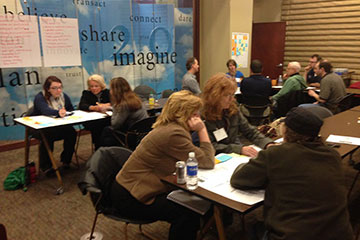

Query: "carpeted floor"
left=0, top=134, right=359, bottom=240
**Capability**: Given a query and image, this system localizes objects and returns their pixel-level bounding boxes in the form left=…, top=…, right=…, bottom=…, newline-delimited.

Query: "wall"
left=199, top=0, right=253, bottom=88
left=230, top=0, right=253, bottom=77
left=199, top=0, right=230, bottom=88
left=253, top=0, right=282, bottom=23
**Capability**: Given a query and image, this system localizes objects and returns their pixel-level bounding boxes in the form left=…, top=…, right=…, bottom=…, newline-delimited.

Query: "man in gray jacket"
left=182, top=57, right=201, bottom=95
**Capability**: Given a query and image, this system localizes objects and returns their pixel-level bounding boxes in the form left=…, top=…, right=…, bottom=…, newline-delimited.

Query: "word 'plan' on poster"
left=231, top=32, right=249, bottom=68
left=0, top=14, right=42, bottom=68
left=40, top=16, right=81, bottom=67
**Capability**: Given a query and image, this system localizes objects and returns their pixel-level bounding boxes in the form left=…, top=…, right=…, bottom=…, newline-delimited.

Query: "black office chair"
left=134, top=85, right=156, bottom=100
left=110, top=116, right=157, bottom=151
left=78, top=147, right=157, bottom=240
left=161, top=89, right=175, bottom=98
left=338, top=93, right=354, bottom=113
left=240, top=96, right=272, bottom=126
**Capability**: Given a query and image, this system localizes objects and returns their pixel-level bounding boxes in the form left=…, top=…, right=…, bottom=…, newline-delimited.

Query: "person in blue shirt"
left=226, top=59, right=244, bottom=86
left=33, top=76, right=76, bottom=176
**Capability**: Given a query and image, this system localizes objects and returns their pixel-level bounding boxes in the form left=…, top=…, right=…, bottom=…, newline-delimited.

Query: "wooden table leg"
left=24, top=127, right=30, bottom=167
left=39, top=131, right=64, bottom=194
left=213, top=205, right=226, bottom=240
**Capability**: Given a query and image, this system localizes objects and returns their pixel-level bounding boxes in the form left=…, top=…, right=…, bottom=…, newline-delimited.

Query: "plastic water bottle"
left=149, top=93, right=155, bottom=105
left=186, top=152, right=198, bottom=190
left=278, top=75, right=283, bottom=86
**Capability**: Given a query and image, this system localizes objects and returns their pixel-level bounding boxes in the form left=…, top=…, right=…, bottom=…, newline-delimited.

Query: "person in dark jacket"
left=230, top=107, right=353, bottom=240
left=100, top=77, right=148, bottom=147
left=78, top=74, right=111, bottom=150
left=33, top=76, right=76, bottom=176
left=202, top=73, right=273, bottom=157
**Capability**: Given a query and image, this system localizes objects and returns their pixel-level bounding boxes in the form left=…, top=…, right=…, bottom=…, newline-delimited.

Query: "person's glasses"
left=50, top=86, right=63, bottom=90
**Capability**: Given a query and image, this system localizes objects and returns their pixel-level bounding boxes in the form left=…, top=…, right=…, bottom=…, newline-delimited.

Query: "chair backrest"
left=240, top=104, right=272, bottom=126
left=0, top=224, right=7, bottom=240
left=161, top=89, right=175, bottom=98
left=338, top=93, right=354, bottom=112
left=126, top=116, right=157, bottom=150
left=134, top=85, right=156, bottom=100
left=78, top=147, right=132, bottom=207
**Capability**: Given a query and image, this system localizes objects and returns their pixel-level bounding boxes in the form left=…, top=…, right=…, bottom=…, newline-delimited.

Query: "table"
left=161, top=155, right=264, bottom=240
left=142, top=98, right=167, bottom=116
left=162, top=176, right=263, bottom=240
left=346, top=88, right=360, bottom=95
left=350, top=105, right=360, bottom=112
left=14, top=110, right=109, bottom=194
left=320, top=110, right=360, bottom=159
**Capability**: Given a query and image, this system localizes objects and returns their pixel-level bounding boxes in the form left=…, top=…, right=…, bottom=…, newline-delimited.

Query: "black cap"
left=285, top=107, right=323, bottom=137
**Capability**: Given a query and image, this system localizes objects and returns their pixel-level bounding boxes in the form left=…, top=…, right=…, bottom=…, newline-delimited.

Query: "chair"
left=111, top=116, right=157, bottom=151
left=134, top=85, right=156, bottom=100
left=78, top=147, right=157, bottom=240
left=348, top=161, right=360, bottom=199
left=338, top=93, right=354, bottom=112
left=240, top=96, right=272, bottom=126
left=161, top=89, right=175, bottom=98
left=0, top=224, right=8, bottom=240
left=273, top=89, right=316, bottom=118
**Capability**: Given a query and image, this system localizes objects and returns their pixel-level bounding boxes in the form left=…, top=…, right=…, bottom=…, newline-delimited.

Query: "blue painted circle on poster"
left=149, top=27, right=172, bottom=53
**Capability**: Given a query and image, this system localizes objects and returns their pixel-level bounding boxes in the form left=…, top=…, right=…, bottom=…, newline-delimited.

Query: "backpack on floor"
left=3, top=167, right=27, bottom=191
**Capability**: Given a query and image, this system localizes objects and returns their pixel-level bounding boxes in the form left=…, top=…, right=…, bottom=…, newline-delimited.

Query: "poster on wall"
left=231, top=32, right=249, bottom=68
left=174, top=8, right=193, bottom=91
left=0, top=14, right=41, bottom=68
left=0, top=0, right=193, bottom=140
left=40, top=16, right=81, bottom=67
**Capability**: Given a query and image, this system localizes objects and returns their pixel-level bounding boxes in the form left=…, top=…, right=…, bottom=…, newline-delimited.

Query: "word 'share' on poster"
left=0, top=14, right=41, bottom=68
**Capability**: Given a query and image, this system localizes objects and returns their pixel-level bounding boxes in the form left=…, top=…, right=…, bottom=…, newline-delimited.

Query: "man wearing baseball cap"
left=230, top=107, right=353, bottom=240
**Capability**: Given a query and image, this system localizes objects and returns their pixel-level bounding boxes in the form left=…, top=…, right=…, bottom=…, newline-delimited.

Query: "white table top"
left=14, top=110, right=109, bottom=130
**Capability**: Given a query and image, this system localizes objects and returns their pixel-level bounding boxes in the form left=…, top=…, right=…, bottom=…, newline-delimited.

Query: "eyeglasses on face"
left=50, top=86, right=63, bottom=90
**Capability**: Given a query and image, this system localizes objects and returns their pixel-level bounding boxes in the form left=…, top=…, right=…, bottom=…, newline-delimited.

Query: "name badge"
left=213, top=128, right=228, bottom=142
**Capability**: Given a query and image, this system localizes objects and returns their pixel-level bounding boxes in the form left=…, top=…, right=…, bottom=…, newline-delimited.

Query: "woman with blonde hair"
left=110, top=90, right=215, bottom=240
left=101, top=77, right=148, bottom=146
left=79, top=74, right=111, bottom=149
left=202, top=73, right=273, bottom=157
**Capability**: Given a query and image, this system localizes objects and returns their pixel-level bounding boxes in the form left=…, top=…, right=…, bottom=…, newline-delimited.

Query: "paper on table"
left=326, top=134, right=360, bottom=146
left=198, top=154, right=264, bottom=205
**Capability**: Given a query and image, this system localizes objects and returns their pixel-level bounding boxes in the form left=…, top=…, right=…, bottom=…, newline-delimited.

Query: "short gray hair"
left=288, top=62, right=301, bottom=72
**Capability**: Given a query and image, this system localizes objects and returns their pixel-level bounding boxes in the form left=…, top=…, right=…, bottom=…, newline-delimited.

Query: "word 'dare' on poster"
left=39, top=16, right=82, bottom=67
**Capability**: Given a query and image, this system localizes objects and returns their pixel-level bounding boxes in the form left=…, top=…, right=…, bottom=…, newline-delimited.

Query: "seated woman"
left=226, top=59, right=244, bottom=86
left=78, top=74, right=111, bottom=150
left=202, top=73, right=273, bottom=157
left=230, top=107, right=353, bottom=240
left=100, top=77, right=148, bottom=147
left=110, top=90, right=215, bottom=240
left=33, top=76, right=76, bottom=175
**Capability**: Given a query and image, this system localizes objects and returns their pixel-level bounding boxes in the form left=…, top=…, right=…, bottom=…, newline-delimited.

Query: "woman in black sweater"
left=78, top=74, right=111, bottom=150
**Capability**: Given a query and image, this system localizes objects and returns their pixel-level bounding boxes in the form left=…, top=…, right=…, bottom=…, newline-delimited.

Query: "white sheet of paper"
left=326, top=134, right=360, bottom=146
left=198, top=154, right=264, bottom=205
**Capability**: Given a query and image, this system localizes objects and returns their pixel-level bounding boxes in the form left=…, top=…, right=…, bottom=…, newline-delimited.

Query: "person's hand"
left=187, top=116, right=205, bottom=132
left=305, top=65, right=311, bottom=71
left=283, top=73, right=289, bottom=80
left=241, top=146, right=258, bottom=158
left=266, top=143, right=279, bottom=148
left=59, top=108, right=66, bottom=118
left=308, top=89, right=316, bottom=97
